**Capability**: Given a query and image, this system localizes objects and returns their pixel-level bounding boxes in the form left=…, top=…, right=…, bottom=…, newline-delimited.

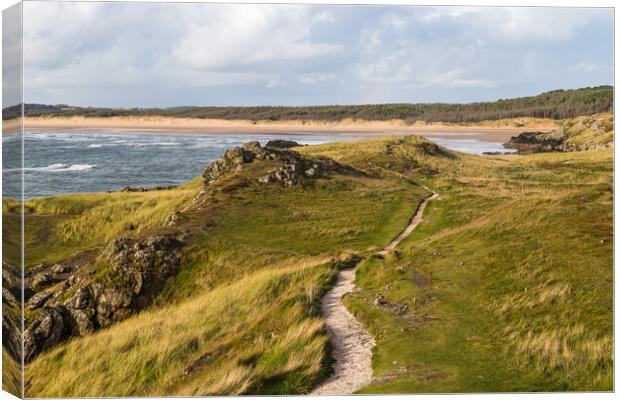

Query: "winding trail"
left=312, top=189, right=438, bottom=395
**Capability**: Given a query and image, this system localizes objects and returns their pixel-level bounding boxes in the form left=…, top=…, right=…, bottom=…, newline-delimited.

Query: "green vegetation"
left=4, top=86, right=612, bottom=123
left=22, top=141, right=431, bottom=396
left=563, top=113, right=614, bottom=148
left=10, top=134, right=612, bottom=395
left=505, top=113, right=613, bottom=153
left=27, top=261, right=338, bottom=396
left=305, top=140, right=612, bottom=392
left=12, top=178, right=201, bottom=267
left=2, top=348, right=21, bottom=396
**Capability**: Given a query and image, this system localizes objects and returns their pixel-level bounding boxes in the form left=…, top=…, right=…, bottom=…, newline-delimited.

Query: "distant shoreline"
left=2, top=115, right=559, bottom=143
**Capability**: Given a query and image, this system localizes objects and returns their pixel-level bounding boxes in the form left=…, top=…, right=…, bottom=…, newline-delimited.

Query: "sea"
left=2, top=131, right=513, bottom=199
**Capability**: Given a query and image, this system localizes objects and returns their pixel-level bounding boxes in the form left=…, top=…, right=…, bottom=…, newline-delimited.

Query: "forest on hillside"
left=3, top=86, right=612, bottom=123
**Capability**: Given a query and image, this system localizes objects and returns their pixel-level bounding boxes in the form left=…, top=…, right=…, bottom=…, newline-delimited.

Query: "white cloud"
left=414, top=68, right=498, bottom=89
left=267, top=78, right=286, bottom=88
left=416, top=7, right=604, bottom=43
left=23, top=2, right=342, bottom=92
left=382, top=13, right=408, bottom=29
left=569, top=62, right=600, bottom=72
left=164, top=5, right=341, bottom=71
left=19, top=3, right=612, bottom=107
left=299, top=73, right=336, bottom=85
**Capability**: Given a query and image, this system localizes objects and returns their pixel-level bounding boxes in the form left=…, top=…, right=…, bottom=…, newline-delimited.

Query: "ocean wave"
left=21, top=163, right=96, bottom=172
left=87, top=144, right=104, bottom=148
left=134, top=142, right=181, bottom=147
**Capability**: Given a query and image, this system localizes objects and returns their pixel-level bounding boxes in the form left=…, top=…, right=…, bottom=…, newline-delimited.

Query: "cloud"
left=23, top=2, right=341, bottom=92
left=3, top=3, right=22, bottom=107
left=299, top=73, right=336, bottom=85
left=165, top=5, right=341, bottom=71
left=569, top=62, right=601, bottom=72
left=20, top=3, right=613, bottom=107
left=267, top=78, right=286, bottom=88
left=414, top=6, right=607, bottom=43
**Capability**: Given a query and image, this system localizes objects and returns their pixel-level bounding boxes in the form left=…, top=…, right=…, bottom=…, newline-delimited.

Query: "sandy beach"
left=5, top=115, right=559, bottom=142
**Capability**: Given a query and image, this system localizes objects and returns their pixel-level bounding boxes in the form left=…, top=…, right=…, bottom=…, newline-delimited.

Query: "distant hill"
left=3, top=86, right=612, bottom=123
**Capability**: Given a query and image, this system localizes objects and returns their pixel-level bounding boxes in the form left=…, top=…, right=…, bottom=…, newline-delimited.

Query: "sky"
left=9, top=2, right=615, bottom=107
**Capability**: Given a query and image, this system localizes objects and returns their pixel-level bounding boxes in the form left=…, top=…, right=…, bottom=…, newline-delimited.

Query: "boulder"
left=265, top=140, right=301, bottom=149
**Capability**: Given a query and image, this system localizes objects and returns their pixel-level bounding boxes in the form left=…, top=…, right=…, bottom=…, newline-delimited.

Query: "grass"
left=18, top=177, right=202, bottom=267
left=10, top=135, right=612, bottom=395
left=2, top=348, right=21, bottom=397
left=22, top=138, right=433, bottom=396
left=563, top=113, right=613, bottom=147
left=333, top=144, right=613, bottom=392
left=2, top=197, right=22, bottom=266
left=26, top=259, right=345, bottom=396
left=158, top=174, right=428, bottom=304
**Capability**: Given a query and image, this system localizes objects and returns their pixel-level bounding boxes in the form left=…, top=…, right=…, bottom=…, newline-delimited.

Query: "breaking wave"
left=22, top=163, right=96, bottom=172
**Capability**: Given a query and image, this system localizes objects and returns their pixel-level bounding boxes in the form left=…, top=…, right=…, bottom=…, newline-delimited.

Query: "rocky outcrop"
left=3, top=261, right=22, bottom=301
left=203, top=141, right=353, bottom=187
left=202, top=141, right=262, bottom=184
left=504, top=113, right=613, bottom=154
left=2, top=262, right=21, bottom=361
left=504, top=131, right=567, bottom=153
left=265, top=139, right=302, bottom=149
left=23, top=235, right=183, bottom=361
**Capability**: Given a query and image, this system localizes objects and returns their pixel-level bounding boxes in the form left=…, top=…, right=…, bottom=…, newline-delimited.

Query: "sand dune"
left=2, top=115, right=559, bottom=142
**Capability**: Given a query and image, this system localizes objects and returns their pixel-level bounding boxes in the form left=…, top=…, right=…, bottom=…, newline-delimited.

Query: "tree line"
left=3, top=86, right=612, bottom=123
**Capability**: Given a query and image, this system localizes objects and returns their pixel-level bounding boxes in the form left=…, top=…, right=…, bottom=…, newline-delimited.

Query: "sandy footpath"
left=313, top=190, right=438, bottom=395
left=2, top=115, right=556, bottom=142
left=311, top=268, right=376, bottom=395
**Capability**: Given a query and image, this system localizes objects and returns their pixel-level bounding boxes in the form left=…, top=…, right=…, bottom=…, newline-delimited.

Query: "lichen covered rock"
left=23, top=235, right=183, bottom=361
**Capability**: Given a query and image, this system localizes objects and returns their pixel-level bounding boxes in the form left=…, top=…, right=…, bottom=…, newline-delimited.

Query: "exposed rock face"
left=3, top=261, right=22, bottom=301
left=24, top=306, right=66, bottom=360
left=202, top=141, right=352, bottom=187
left=27, top=291, right=53, bottom=309
left=23, top=235, right=183, bottom=362
left=2, top=312, right=21, bottom=361
left=265, top=139, right=302, bottom=149
left=202, top=141, right=261, bottom=184
left=99, top=236, right=183, bottom=312
left=2, top=262, right=21, bottom=361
